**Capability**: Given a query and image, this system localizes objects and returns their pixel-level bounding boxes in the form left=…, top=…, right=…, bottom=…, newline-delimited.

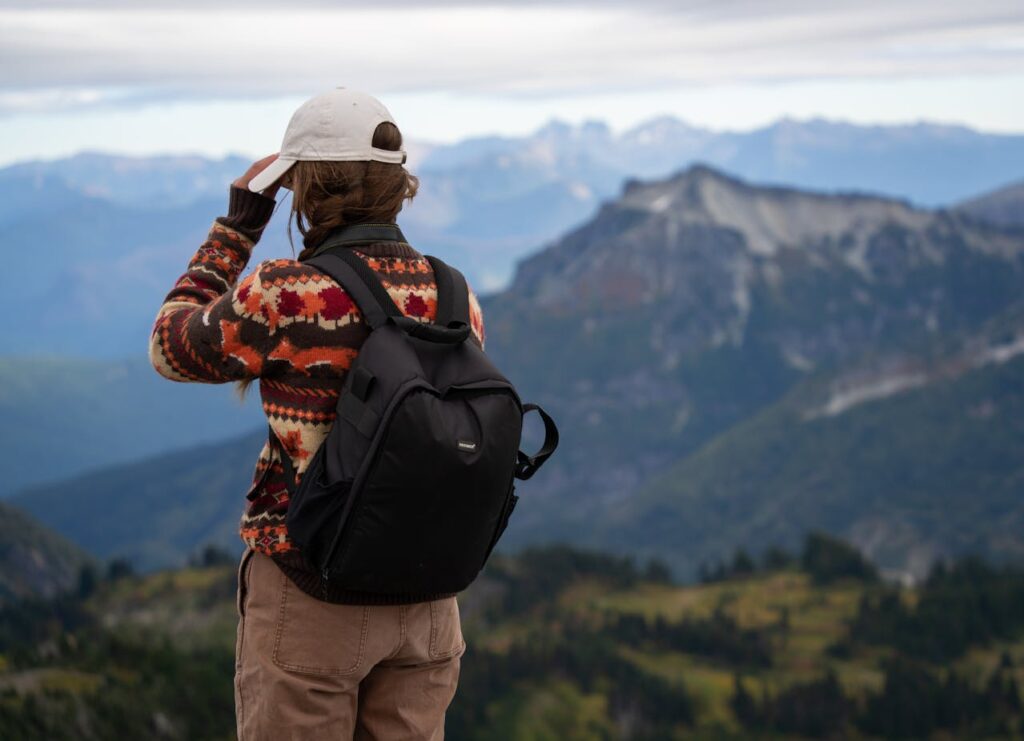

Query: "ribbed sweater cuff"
left=217, top=185, right=276, bottom=242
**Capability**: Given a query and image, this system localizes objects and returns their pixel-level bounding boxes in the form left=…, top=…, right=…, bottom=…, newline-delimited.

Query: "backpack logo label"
left=456, top=439, right=477, bottom=452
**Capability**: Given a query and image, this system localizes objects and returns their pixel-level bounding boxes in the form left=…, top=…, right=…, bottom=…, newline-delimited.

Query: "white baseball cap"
left=248, top=87, right=406, bottom=193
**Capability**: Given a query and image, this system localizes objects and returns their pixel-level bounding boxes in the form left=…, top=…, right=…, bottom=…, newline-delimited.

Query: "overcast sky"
left=1, top=0, right=1022, bottom=165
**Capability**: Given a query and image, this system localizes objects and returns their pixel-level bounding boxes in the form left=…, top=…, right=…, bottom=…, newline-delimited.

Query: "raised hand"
left=234, top=153, right=283, bottom=199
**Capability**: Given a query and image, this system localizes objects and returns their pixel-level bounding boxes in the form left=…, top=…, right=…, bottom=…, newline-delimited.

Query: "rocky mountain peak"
left=497, top=165, right=1024, bottom=407
left=618, top=164, right=930, bottom=257
left=507, top=165, right=938, bottom=306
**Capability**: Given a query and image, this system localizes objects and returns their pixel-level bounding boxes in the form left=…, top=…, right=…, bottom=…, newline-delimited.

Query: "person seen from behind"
left=148, top=87, right=485, bottom=739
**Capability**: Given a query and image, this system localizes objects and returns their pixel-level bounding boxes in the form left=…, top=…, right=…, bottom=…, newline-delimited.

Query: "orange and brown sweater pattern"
left=148, top=186, right=485, bottom=583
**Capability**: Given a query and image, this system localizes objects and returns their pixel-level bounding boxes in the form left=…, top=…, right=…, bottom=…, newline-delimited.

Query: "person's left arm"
left=149, top=156, right=283, bottom=383
left=467, top=284, right=486, bottom=351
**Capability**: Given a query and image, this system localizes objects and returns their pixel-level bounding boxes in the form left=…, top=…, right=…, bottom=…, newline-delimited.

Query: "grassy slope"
left=596, top=352, right=1024, bottom=580
left=13, top=429, right=265, bottom=570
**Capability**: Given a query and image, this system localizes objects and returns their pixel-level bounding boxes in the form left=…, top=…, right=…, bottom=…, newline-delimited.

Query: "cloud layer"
left=1, top=1, right=1022, bottom=114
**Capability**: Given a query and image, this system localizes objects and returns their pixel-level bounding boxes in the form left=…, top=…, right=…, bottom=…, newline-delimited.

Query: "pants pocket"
left=235, top=548, right=256, bottom=699
left=428, top=597, right=465, bottom=661
left=236, top=548, right=256, bottom=619
left=271, top=568, right=369, bottom=676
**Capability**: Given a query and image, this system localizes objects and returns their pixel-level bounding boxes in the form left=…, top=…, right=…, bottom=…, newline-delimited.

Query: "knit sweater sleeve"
left=148, top=186, right=278, bottom=383
left=467, top=285, right=486, bottom=351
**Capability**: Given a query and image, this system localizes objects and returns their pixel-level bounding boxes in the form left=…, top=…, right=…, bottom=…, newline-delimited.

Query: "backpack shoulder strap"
left=306, top=249, right=403, bottom=331
left=425, top=254, right=470, bottom=328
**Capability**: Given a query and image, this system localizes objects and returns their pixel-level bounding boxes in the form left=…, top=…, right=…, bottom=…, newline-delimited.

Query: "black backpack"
left=269, top=224, right=559, bottom=601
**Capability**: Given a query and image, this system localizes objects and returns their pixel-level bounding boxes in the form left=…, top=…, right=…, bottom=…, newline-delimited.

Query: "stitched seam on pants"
left=430, top=641, right=465, bottom=661
left=429, top=600, right=462, bottom=660
left=234, top=629, right=244, bottom=740
left=234, top=551, right=254, bottom=672
left=271, top=569, right=369, bottom=676
left=234, top=550, right=254, bottom=740
left=234, top=664, right=246, bottom=741
left=382, top=605, right=406, bottom=661
left=428, top=601, right=438, bottom=658
left=236, top=548, right=255, bottom=621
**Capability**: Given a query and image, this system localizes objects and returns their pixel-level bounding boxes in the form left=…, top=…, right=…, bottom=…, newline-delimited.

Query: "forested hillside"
left=0, top=537, right=1021, bottom=739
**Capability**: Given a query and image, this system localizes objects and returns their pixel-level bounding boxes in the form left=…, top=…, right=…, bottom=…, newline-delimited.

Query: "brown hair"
left=288, top=121, right=419, bottom=258
left=234, top=120, right=419, bottom=402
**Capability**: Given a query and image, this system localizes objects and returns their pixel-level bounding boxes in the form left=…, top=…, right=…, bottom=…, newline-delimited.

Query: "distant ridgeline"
left=0, top=533, right=1021, bottom=739
left=7, top=159, right=1024, bottom=582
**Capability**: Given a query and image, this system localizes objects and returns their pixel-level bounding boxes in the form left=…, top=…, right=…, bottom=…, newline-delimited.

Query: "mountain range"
left=2, top=116, right=1023, bottom=360
left=466, top=165, right=1024, bottom=579
left=11, top=163, right=1024, bottom=579
left=4, top=116, right=1020, bottom=493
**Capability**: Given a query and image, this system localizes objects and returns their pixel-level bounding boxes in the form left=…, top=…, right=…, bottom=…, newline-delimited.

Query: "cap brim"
left=248, top=157, right=296, bottom=193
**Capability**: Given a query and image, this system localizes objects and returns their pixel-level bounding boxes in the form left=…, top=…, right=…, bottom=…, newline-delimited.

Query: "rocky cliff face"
left=483, top=166, right=1024, bottom=553
left=508, top=165, right=1021, bottom=344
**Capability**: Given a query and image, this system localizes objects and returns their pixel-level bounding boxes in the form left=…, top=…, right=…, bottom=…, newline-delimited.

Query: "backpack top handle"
left=390, top=315, right=470, bottom=344
left=424, top=254, right=470, bottom=328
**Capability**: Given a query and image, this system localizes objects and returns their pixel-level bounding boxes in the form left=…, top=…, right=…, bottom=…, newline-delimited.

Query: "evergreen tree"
left=730, top=673, right=758, bottom=727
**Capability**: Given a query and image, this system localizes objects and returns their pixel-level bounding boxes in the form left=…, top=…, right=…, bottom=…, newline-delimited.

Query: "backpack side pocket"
left=481, top=480, right=518, bottom=569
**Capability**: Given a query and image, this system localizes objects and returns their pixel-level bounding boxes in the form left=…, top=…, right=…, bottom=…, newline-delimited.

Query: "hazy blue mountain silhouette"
left=0, top=355, right=264, bottom=494
left=958, top=178, right=1024, bottom=228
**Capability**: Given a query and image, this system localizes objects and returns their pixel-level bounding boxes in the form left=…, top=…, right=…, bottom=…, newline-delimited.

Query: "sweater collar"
left=305, top=222, right=421, bottom=260
left=351, top=241, right=421, bottom=258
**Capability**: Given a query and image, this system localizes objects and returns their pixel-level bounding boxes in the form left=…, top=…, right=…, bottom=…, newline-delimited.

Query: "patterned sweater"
left=148, top=186, right=486, bottom=598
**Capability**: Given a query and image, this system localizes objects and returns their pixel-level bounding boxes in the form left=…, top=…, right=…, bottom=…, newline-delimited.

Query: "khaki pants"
left=234, top=549, right=465, bottom=740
